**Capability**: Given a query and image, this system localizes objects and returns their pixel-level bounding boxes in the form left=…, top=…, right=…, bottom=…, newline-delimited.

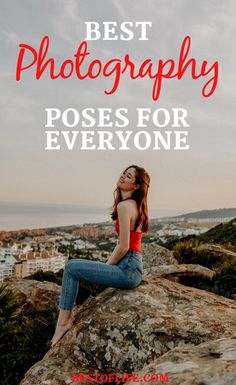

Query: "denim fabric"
left=58, top=250, right=143, bottom=310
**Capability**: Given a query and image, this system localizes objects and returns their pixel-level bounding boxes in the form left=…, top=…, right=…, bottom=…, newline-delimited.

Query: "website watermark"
left=71, top=372, right=169, bottom=383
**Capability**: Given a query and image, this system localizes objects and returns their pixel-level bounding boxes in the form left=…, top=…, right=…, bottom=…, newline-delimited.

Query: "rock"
left=128, top=337, right=236, bottom=385
left=143, top=263, right=214, bottom=281
left=196, top=243, right=236, bottom=265
left=19, top=341, right=105, bottom=385
left=142, top=243, right=178, bottom=268
left=3, top=277, right=60, bottom=310
left=20, top=276, right=236, bottom=385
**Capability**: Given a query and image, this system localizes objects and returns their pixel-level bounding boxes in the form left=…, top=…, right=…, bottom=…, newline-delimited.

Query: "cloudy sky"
left=0, top=0, right=235, bottom=215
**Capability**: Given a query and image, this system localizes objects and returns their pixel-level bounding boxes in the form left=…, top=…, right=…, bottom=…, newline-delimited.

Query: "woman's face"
left=117, top=167, right=138, bottom=192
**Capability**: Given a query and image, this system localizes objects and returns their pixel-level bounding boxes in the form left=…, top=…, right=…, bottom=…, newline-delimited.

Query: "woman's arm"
left=106, top=201, right=131, bottom=265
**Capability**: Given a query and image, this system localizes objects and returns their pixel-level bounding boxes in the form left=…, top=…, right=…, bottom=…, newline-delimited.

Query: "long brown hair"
left=110, top=165, right=150, bottom=232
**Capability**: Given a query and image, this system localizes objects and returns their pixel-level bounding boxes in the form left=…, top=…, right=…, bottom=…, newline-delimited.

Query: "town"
left=1, top=211, right=233, bottom=282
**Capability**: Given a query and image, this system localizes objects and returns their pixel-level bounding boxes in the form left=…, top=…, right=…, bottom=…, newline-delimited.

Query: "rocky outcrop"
left=143, top=263, right=214, bottom=281
left=142, top=243, right=178, bottom=267
left=128, top=337, right=236, bottom=385
left=196, top=243, right=236, bottom=264
left=20, top=275, right=236, bottom=385
left=3, top=276, right=60, bottom=310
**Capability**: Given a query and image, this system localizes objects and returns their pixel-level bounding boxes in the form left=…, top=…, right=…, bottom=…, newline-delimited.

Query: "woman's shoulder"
left=117, top=199, right=136, bottom=212
left=117, top=200, right=139, bottom=222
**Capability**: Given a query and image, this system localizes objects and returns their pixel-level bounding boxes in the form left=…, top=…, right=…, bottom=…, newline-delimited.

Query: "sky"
left=0, top=0, right=235, bottom=215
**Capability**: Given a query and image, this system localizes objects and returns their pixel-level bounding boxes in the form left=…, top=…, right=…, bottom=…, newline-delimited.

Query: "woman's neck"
left=120, top=191, right=133, bottom=200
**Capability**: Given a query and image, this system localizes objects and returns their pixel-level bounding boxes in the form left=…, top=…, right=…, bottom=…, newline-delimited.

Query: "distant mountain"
left=172, top=208, right=236, bottom=219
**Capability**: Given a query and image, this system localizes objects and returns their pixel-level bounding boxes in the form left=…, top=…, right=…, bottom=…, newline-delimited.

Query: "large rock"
left=3, top=277, right=60, bottom=310
left=128, top=337, right=236, bottom=385
left=20, top=276, right=236, bottom=385
left=196, top=243, right=236, bottom=264
left=143, top=263, right=214, bottom=281
left=142, top=243, right=178, bottom=268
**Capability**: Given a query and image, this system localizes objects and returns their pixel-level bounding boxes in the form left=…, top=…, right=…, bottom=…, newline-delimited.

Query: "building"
left=0, top=246, right=67, bottom=280
left=14, top=250, right=67, bottom=278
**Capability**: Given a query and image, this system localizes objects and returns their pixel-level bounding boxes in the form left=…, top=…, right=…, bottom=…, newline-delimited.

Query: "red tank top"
left=115, top=218, right=142, bottom=254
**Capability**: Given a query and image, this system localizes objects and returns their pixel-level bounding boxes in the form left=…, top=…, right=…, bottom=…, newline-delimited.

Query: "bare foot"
left=51, top=317, right=74, bottom=348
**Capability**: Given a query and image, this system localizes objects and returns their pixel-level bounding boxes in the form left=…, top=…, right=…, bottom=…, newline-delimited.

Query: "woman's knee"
left=65, top=259, right=75, bottom=272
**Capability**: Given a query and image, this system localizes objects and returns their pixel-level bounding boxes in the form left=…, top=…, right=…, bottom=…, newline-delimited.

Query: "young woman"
left=51, top=164, right=150, bottom=347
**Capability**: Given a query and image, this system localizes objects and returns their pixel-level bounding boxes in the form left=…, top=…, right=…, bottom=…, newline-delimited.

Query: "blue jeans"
left=58, top=250, right=144, bottom=310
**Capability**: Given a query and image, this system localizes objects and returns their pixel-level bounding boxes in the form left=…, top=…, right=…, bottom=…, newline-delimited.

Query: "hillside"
left=173, top=207, right=236, bottom=219
left=196, top=217, right=236, bottom=245
left=165, top=217, right=236, bottom=249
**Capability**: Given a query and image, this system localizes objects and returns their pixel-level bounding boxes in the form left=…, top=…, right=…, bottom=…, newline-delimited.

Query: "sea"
left=0, top=202, right=184, bottom=231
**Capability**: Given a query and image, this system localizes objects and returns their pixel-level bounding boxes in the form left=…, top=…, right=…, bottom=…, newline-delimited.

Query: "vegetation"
left=165, top=218, right=236, bottom=251
left=179, top=259, right=236, bottom=299
left=26, top=268, right=106, bottom=305
left=212, top=258, right=236, bottom=298
left=0, top=259, right=108, bottom=385
left=173, top=239, right=220, bottom=269
left=58, top=242, right=95, bottom=258
left=197, top=218, right=236, bottom=249
left=172, top=239, right=236, bottom=299
left=0, top=267, right=105, bottom=385
left=25, top=268, right=64, bottom=285
left=0, top=283, right=57, bottom=385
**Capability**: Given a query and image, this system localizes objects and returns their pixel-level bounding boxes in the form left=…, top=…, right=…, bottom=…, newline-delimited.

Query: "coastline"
left=0, top=202, right=184, bottom=232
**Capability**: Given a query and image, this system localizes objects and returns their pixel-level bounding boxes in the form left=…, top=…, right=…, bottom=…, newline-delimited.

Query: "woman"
left=51, top=164, right=150, bottom=347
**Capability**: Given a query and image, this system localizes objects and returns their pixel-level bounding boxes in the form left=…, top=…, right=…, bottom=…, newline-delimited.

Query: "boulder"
left=196, top=243, right=236, bottom=264
left=3, top=277, right=60, bottom=310
left=128, top=337, right=236, bottom=385
left=142, top=243, right=178, bottom=268
left=20, top=275, right=236, bottom=385
left=143, top=263, right=214, bottom=281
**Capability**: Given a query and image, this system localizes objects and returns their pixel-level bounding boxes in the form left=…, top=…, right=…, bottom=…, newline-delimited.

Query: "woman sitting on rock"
left=51, top=164, right=150, bottom=347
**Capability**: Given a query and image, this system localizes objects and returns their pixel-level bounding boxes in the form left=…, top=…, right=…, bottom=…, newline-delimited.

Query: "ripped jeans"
left=58, top=249, right=143, bottom=310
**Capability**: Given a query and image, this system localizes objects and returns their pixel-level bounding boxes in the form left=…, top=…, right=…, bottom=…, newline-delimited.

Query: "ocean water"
left=0, top=202, right=184, bottom=231
left=0, top=203, right=111, bottom=231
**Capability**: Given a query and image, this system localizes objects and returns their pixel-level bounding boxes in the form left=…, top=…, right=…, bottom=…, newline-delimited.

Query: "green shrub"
left=172, top=242, right=236, bottom=299
left=0, top=283, right=57, bottom=385
left=173, top=241, right=233, bottom=270
left=211, top=258, right=236, bottom=298
left=25, top=269, right=64, bottom=285
left=173, top=240, right=201, bottom=264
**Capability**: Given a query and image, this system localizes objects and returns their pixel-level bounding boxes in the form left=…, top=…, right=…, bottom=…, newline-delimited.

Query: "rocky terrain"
left=129, top=337, right=236, bottom=385
left=196, top=243, right=236, bottom=263
left=3, top=277, right=60, bottom=311
left=3, top=243, right=236, bottom=385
